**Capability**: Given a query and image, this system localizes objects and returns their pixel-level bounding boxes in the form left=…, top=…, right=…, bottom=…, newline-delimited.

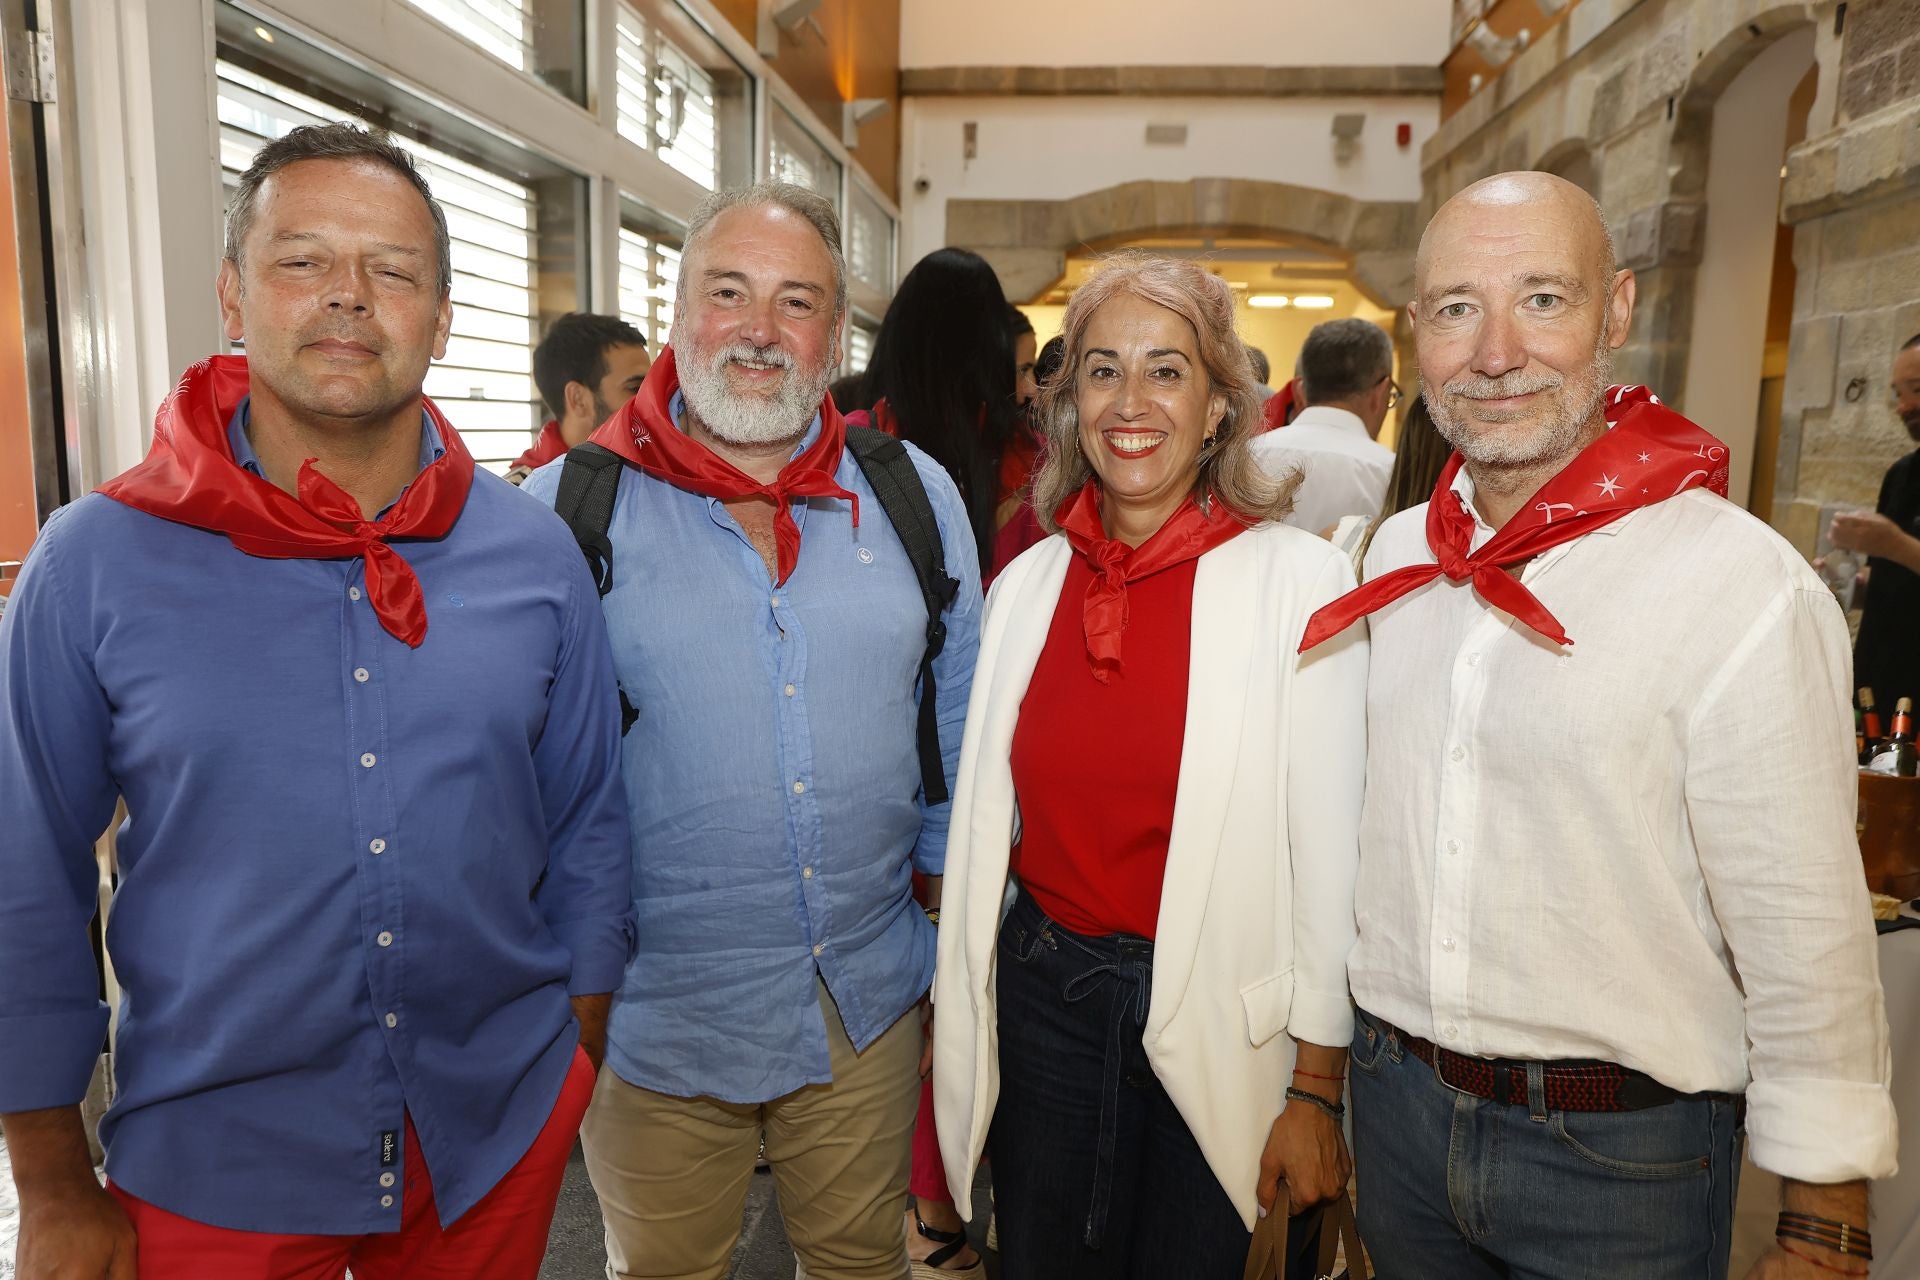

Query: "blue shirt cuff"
left=0, top=1005, right=111, bottom=1112
left=552, top=911, right=637, bottom=996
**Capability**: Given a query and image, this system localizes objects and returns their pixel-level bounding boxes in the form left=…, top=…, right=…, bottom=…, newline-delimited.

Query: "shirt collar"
left=1292, top=405, right=1372, bottom=437
left=1449, top=453, right=1641, bottom=557
left=226, top=395, right=447, bottom=478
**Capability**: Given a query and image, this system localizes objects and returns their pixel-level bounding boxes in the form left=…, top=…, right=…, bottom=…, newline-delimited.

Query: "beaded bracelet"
left=1284, top=1086, right=1346, bottom=1121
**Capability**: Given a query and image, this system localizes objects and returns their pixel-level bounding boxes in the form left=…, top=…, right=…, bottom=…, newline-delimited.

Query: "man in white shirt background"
left=1311, top=171, right=1895, bottom=1280
left=1252, top=318, right=1398, bottom=533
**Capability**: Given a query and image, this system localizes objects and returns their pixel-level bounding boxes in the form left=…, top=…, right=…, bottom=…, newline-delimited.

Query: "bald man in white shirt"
left=1332, top=172, right=1894, bottom=1280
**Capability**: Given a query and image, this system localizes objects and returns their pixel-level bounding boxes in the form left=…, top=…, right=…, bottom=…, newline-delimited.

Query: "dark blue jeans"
left=1349, top=1007, right=1744, bottom=1280
left=988, top=889, right=1321, bottom=1280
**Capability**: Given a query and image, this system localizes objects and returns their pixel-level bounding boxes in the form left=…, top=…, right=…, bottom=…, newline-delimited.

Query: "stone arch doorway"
left=1668, top=11, right=1819, bottom=515
left=1536, top=140, right=1600, bottom=201
left=943, top=177, right=1420, bottom=311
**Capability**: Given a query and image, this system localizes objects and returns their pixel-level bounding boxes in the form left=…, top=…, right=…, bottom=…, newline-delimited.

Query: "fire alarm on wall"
left=1397, top=123, right=1413, bottom=147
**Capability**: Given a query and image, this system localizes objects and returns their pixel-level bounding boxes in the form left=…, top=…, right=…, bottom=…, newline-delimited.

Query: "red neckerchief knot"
left=586, top=346, right=857, bottom=586
left=96, top=355, right=475, bottom=648
left=1298, top=384, right=1730, bottom=652
left=1054, top=480, right=1249, bottom=682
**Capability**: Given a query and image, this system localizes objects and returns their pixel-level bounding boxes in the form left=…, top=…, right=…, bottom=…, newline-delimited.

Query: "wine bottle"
left=1860, top=688, right=1885, bottom=767
left=1867, top=697, right=1918, bottom=777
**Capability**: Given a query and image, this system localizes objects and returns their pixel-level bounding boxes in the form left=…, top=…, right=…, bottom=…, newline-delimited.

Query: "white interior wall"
left=1678, top=26, right=1815, bottom=507
left=898, top=95, right=1437, bottom=269
left=901, top=0, right=1450, bottom=68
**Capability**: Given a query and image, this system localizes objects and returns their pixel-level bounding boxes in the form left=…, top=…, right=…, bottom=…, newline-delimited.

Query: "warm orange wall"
left=1441, top=0, right=1572, bottom=121
left=0, top=117, right=42, bottom=592
left=710, top=0, right=902, bottom=200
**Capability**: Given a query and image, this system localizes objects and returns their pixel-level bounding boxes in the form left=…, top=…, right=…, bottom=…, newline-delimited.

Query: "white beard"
left=1431, top=324, right=1613, bottom=468
left=678, top=339, right=830, bottom=447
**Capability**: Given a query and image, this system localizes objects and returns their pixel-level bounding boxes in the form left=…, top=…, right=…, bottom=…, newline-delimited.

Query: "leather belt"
left=1391, top=1025, right=1715, bottom=1114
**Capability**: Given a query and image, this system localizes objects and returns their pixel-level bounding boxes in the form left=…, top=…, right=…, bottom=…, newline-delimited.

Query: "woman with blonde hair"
left=931, top=254, right=1367, bottom=1279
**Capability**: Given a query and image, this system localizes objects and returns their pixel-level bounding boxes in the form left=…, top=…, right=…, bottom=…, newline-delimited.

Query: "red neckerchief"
left=1299, top=385, right=1730, bottom=652
left=1054, top=480, right=1250, bottom=682
left=1260, top=379, right=1300, bottom=433
left=511, top=419, right=568, bottom=473
left=96, top=355, right=475, bottom=648
left=586, top=346, right=857, bottom=586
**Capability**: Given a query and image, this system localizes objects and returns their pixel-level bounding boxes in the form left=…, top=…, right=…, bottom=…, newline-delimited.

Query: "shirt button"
left=770, top=594, right=782, bottom=608
left=360, top=753, right=377, bottom=768
left=802, top=867, right=814, bottom=879
left=784, top=684, right=796, bottom=697
left=354, top=667, right=370, bottom=683
left=369, top=838, right=387, bottom=855
left=1466, top=652, right=1481, bottom=666
left=1442, top=1023, right=1459, bottom=1040
left=379, top=1172, right=395, bottom=1188
left=349, top=586, right=362, bottom=601
left=380, top=1194, right=394, bottom=1208
left=1450, top=745, right=1466, bottom=762
left=376, top=931, right=393, bottom=947
left=792, top=781, right=806, bottom=795
left=811, top=943, right=824, bottom=956
left=384, top=1012, right=397, bottom=1028
left=1440, top=936, right=1456, bottom=952
left=1445, top=839, right=1461, bottom=855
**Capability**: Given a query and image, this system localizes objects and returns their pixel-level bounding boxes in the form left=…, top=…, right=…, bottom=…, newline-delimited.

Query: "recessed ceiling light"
left=1248, top=294, right=1291, bottom=309
left=254, top=25, right=276, bottom=42
left=1292, top=295, right=1336, bottom=309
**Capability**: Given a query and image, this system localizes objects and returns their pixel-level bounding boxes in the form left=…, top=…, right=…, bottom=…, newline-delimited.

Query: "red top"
left=1010, top=554, right=1196, bottom=939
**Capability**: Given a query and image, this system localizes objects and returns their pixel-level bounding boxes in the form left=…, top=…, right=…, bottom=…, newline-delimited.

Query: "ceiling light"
left=254, top=25, right=276, bottom=42
left=842, top=98, right=890, bottom=148
left=1248, top=294, right=1291, bottom=309
left=1292, top=295, right=1336, bottom=309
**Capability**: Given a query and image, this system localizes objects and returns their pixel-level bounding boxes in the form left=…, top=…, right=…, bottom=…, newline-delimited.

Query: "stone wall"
left=1419, top=0, right=1920, bottom=549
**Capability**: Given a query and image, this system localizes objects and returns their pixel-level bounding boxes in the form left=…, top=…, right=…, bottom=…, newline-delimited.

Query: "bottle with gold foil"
left=1867, top=697, right=1918, bottom=777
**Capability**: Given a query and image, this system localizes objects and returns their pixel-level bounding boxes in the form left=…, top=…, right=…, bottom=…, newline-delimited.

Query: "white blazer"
left=932, top=521, right=1368, bottom=1230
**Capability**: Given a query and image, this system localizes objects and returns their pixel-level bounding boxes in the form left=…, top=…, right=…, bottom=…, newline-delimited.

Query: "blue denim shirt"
left=523, top=400, right=981, bottom=1103
left=0, top=407, right=635, bottom=1233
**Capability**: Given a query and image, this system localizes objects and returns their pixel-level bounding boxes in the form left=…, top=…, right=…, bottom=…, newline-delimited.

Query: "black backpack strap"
left=844, top=425, right=961, bottom=806
left=554, top=442, right=639, bottom=736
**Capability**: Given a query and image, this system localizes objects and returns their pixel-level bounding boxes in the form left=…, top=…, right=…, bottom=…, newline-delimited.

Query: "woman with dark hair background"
left=863, top=247, right=1021, bottom=583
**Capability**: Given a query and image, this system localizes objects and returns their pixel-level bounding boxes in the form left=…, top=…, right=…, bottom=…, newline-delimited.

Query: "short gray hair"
left=678, top=181, right=847, bottom=320
left=225, top=122, right=452, bottom=294
left=1299, top=318, right=1394, bottom=405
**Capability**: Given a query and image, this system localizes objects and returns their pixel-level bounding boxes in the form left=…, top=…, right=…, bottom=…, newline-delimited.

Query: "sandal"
left=906, top=1206, right=985, bottom=1279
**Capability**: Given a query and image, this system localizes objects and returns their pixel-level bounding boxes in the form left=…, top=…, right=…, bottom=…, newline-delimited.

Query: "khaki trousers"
left=582, top=982, right=920, bottom=1280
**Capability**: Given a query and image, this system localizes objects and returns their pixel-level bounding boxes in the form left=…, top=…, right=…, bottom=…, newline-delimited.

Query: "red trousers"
left=108, top=1047, right=595, bottom=1280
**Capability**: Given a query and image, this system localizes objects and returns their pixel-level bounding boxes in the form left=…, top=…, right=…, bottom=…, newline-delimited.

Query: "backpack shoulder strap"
left=844, top=425, right=960, bottom=806
left=554, top=442, right=638, bottom=735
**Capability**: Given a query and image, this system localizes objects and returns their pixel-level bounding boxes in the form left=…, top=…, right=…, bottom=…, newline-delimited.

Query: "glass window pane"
left=619, top=207, right=684, bottom=354
left=216, top=60, right=545, bottom=474
left=403, top=0, right=532, bottom=71
left=615, top=0, right=753, bottom=192
left=847, top=184, right=893, bottom=296
left=846, top=321, right=876, bottom=376
left=769, top=105, right=841, bottom=211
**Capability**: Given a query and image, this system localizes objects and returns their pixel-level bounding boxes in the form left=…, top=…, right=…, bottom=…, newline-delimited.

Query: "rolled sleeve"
left=1284, top=551, right=1366, bottom=1050
left=0, top=519, right=118, bottom=1112
left=909, top=447, right=983, bottom=877
left=1687, top=587, right=1897, bottom=1182
left=531, top=550, right=636, bottom=996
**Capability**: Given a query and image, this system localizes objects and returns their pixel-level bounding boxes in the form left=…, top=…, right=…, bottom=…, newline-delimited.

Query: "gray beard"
left=1430, top=327, right=1613, bottom=468
left=678, top=340, right=830, bottom=448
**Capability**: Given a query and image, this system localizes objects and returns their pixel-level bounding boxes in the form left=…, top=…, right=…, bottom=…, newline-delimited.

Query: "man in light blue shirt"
left=524, top=181, right=979, bottom=1280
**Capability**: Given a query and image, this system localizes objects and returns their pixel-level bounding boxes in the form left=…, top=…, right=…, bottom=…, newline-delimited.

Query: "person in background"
left=1011, top=307, right=1040, bottom=412
left=1247, top=345, right=1277, bottom=402
left=934, top=253, right=1367, bottom=1280
left=862, top=247, right=1021, bottom=585
left=1325, top=394, right=1449, bottom=576
left=1252, top=318, right=1398, bottom=533
left=1829, top=332, right=1920, bottom=709
left=1034, top=334, right=1066, bottom=389
left=522, top=181, right=981, bottom=1280
left=828, top=371, right=869, bottom=413
left=507, top=312, right=651, bottom=484
left=0, top=122, right=633, bottom=1280
left=1308, top=171, right=1894, bottom=1280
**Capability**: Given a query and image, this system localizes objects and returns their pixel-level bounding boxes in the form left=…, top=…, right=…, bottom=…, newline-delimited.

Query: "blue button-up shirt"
left=0, top=405, right=635, bottom=1234
left=523, top=403, right=980, bottom=1103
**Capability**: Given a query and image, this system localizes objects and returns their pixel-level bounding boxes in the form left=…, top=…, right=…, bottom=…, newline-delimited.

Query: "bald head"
left=1419, top=172, right=1617, bottom=297
left=1409, top=170, right=1636, bottom=475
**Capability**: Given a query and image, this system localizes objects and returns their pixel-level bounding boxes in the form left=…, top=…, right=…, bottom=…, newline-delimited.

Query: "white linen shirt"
left=1252, top=405, right=1396, bottom=533
left=1350, top=468, right=1898, bottom=1184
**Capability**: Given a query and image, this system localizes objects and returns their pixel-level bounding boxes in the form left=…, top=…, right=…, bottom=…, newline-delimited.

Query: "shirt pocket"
left=1239, top=967, right=1295, bottom=1048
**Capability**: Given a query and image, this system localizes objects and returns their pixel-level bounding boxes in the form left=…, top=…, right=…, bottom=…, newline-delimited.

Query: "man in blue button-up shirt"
left=524, top=183, right=980, bottom=1280
left=0, top=125, right=633, bottom=1280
